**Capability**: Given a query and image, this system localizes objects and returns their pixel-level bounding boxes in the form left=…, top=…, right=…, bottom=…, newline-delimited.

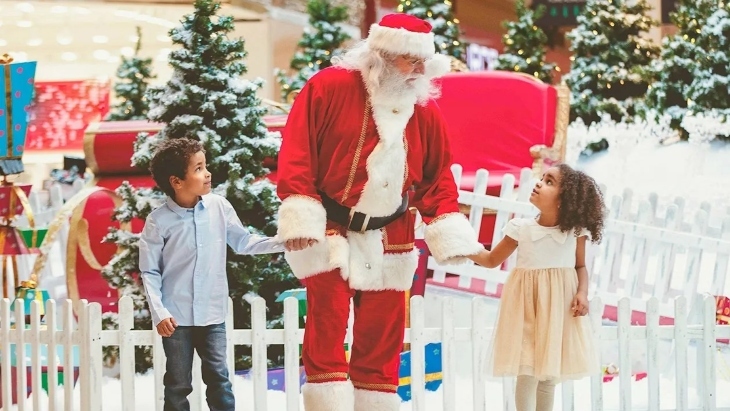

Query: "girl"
left=469, top=164, right=606, bottom=411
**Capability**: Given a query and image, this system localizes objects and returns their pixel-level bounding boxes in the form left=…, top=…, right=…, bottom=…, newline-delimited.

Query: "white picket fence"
left=430, top=165, right=730, bottom=323
left=1, top=295, right=730, bottom=411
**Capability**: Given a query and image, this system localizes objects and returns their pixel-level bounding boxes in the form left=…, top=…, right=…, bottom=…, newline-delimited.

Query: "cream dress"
left=485, top=218, right=600, bottom=381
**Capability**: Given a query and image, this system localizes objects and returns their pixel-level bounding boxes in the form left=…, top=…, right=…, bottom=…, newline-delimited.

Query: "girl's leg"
left=515, top=375, right=538, bottom=411
left=536, top=379, right=557, bottom=411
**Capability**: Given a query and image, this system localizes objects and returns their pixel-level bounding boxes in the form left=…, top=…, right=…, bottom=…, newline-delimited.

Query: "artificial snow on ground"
left=6, top=370, right=730, bottom=411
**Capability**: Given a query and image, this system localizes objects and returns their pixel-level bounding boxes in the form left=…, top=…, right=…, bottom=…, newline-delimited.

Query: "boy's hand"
left=285, top=238, right=317, bottom=251
left=571, top=291, right=589, bottom=317
left=157, top=317, right=178, bottom=337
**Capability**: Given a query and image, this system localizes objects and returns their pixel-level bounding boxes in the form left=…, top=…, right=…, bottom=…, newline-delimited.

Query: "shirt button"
left=365, top=263, right=371, bottom=269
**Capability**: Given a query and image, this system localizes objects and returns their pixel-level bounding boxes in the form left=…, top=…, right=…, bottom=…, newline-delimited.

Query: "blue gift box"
left=0, top=57, right=37, bottom=175
left=397, top=343, right=443, bottom=401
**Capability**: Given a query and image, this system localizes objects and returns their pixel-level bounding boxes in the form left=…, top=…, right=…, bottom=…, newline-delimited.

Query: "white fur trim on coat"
left=303, top=381, right=355, bottom=411
left=277, top=195, right=327, bottom=242
left=368, top=24, right=435, bottom=59
left=353, top=100, right=412, bottom=217
left=425, top=212, right=483, bottom=265
left=348, top=243, right=418, bottom=291
left=284, top=234, right=349, bottom=280
left=354, top=387, right=401, bottom=411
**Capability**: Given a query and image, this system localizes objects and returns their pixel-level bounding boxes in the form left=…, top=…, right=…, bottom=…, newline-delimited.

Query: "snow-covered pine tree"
left=103, top=0, right=297, bottom=370
left=685, top=2, right=730, bottom=120
left=643, top=0, right=718, bottom=139
left=106, top=26, right=155, bottom=121
left=101, top=183, right=164, bottom=372
left=398, top=0, right=466, bottom=62
left=495, top=0, right=557, bottom=83
left=275, top=0, right=350, bottom=103
left=564, top=0, right=660, bottom=125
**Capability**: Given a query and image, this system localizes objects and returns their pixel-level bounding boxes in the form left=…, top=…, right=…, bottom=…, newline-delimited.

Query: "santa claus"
left=276, top=13, right=483, bottom=411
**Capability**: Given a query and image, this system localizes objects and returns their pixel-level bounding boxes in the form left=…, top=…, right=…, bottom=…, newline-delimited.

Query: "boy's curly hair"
left=556, top=163, right=607, bottom=243
left=149, top=138, right=205, bottom=198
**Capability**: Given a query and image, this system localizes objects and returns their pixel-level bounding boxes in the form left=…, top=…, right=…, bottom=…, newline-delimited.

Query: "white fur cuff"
left=303, top=381, right=355, bottom=411
left=354, top=388, right=401, bottom=411
left=425, top=213, right=483, bottom=265
left=277, top=195, right=327, bottom=242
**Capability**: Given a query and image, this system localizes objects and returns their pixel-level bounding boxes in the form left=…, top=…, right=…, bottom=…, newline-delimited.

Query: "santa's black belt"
left=318, top=190, right=409, bottom=232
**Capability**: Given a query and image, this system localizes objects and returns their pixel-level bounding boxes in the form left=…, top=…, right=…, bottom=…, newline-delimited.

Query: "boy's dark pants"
left=162, top=322, right=234, bottom=411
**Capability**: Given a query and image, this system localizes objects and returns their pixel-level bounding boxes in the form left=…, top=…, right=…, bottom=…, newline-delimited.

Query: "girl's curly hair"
left=556, top=164, right=607, bottom=243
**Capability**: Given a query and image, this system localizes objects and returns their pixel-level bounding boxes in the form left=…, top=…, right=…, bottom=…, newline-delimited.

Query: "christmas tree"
left=275, top=0, right=350, bottom=103
left=495, top=0, right=557, bottom=83
left=643, top=0, right=718, bottom=139
left=398, top=0, right=466, bottom=62
left=685, top=2, right=730, bottom=118
left=106, top=26, right=155, bottom=121
left=564, top=0, right=660, bottom=125
left=101, top=183, right=164, bottom=372
left=102, top=0, right=296, bottom=370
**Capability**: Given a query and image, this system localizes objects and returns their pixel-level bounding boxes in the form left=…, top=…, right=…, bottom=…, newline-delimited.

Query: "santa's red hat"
left=367, top=13, right=436, bottom=59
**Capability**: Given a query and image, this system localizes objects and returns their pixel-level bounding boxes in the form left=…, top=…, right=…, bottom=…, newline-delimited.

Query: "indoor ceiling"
left=0, top=1, right=264, bottom=82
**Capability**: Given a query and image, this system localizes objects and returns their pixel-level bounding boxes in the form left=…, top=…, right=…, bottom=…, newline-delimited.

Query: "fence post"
left=81, top=302, right=103, bottom=411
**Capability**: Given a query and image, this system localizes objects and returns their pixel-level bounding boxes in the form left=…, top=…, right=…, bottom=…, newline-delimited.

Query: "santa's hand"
left=285, top=238, right=317, bottom=251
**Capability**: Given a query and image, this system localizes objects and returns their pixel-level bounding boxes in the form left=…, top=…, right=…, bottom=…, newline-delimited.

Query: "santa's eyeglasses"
left=405, top=57, right=426, bottom=67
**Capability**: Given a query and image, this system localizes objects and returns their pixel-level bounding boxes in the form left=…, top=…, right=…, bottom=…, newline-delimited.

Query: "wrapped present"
left=16, top=227, right=47, bottom=249
left=718, top=295, right=730, bottom=325
left=11, top=281, right=51, bottom=318
left=0, top=55, right=36, bottom=176
left=397, top=343, right=443, bottom=401
left=0, top=184, right=32, bottom=218
left=276, top=288, right=307, bottom=318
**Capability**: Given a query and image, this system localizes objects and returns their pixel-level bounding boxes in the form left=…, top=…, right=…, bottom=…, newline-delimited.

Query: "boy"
left=139, top=138, right=284, bottom=411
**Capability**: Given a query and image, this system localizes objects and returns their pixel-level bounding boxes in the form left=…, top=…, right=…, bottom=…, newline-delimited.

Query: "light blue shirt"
left=139, top=194, right=284, bottom=327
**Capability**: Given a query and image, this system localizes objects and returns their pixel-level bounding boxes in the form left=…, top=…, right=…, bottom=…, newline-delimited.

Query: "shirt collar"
left=166, top=195, right=208, bottom=217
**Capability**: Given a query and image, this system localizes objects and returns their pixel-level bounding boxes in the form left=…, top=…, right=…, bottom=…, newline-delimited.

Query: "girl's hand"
left=571, top=291, right=589, bottom=317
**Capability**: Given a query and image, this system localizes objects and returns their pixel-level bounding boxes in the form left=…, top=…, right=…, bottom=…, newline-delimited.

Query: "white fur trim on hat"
left=367, top=24, right=435, bottom=58
left=425, top=53, right=452, bottom=78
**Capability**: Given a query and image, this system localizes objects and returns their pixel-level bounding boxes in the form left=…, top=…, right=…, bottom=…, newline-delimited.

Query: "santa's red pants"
left=302, top=269, right=404, bottom=410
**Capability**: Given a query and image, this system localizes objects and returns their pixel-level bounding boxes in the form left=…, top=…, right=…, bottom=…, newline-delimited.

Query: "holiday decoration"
left=398, top=0, right=466, bottom=62
left=433, top=70, right=569, bottom=244
left=26, top=79, right=110, bottom=150
left=275, top=0, right=350, bottom=103
left=106, top=26, right=156, bottom=121
left=564, top=0, right=660, bottom=126
left=0, top=56, right=49, bottom=299
left=643, top=0, right=719, bottom=140
left=496, top=0, right=557, bottom=84
left=684, top=2, right=730, bottom=126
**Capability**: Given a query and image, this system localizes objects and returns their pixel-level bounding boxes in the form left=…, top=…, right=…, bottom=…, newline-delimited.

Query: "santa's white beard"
left=369, top=68, right=436, bottom=106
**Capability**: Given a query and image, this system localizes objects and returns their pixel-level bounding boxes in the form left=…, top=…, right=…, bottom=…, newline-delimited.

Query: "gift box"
left=16, top=227, right=47, bottom=249
left=0, top=184, right=32, bottom=218
left=11, top=283, right=51, bottom=318
left=397, top=343, right=443, bottom=401
left=0, top=56, right=36, bottom=176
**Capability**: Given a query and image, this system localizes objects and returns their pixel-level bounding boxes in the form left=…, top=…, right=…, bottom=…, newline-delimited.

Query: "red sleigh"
left=434, top=70, right=570, bottom=245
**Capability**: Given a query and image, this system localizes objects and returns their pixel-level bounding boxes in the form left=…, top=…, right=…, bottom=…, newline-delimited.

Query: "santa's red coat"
left=276, top=67, right=482, bottom=291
